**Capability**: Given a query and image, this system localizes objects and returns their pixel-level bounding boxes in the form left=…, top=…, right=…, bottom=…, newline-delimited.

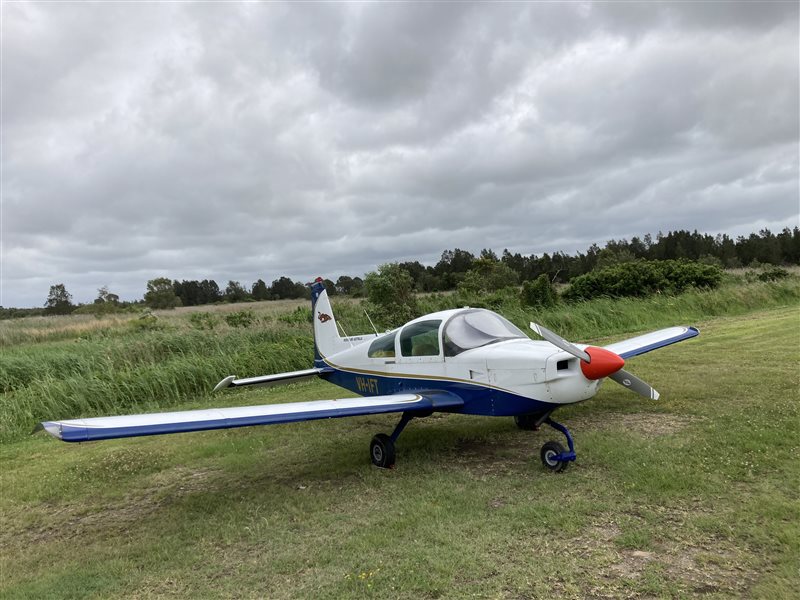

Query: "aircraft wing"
left=36, top=391, right=464, bottom=443
left=603, top=326, right=699, bottom=359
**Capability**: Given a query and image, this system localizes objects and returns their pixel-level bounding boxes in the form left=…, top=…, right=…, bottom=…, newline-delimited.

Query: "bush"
left=758, top=267, right=790, bottom=282
left=129, top=312, right=162, bottom=332
left=224, top=310, right=256, bottom=328
left=457, top=258, right=518, bottom=296
left=188, top=312, right=219, bottom=330
left=563, top=260, right=723, bottom=301
left=278, top=306, right=312, bottom=325
left=521, top=274, right=558, bottom=308
left=364, top=264, right=419, bottom=328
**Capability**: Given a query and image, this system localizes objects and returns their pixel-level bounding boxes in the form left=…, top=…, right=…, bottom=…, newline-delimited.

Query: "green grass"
left=1, top=282, right=799, bottom=598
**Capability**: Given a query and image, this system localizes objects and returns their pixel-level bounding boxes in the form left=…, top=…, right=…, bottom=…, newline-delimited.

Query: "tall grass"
left=2, top=278, right=797, bottom=443
left=1, top=325, right=314, bottom=442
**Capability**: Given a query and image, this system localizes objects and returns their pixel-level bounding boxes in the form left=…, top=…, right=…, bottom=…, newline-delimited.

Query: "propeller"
left=530, top=322, right=659, bottom=400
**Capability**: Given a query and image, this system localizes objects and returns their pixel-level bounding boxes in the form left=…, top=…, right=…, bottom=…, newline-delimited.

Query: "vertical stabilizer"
left=310, top=278, right=348, bottom=364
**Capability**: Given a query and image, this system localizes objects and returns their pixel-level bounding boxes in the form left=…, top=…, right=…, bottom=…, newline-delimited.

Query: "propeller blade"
left=608, top=369, right=660, bottom=400
left=530, top=322, right=591, bottom=362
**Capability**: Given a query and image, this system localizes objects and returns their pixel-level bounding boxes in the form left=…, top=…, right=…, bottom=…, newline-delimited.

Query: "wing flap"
left=603, top=326, right=699, bottom=359
left=39, top=391, right=464, bottom=443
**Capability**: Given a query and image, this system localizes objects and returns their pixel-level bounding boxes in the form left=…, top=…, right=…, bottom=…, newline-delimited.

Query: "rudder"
left=310, top=278, right=348, bottom=364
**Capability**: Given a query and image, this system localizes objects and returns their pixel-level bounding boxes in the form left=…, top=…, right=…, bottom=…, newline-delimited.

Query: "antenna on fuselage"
left=364, top=309, right=379, bottom=336
left=336, top=320, right=354, bottom=347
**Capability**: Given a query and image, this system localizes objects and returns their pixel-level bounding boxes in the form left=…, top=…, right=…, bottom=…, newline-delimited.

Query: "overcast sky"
left=3, top=1, right=798, bottom=307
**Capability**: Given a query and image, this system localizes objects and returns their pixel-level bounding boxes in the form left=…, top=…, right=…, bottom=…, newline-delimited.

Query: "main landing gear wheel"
left=370, top=433, right=396, bottom=469
left=540, top=440, right=569, bottom=473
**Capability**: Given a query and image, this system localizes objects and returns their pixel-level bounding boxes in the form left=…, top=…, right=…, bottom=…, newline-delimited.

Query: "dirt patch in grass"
left=439, top=412, right=697, bottom=477
left=569, top=509, right=758, bottom=598
left=571, top=412, right=700, bottom=437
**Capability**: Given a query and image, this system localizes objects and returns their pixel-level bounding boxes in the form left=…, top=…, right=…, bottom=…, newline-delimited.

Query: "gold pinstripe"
left=321, top=357, right=532, bottom=397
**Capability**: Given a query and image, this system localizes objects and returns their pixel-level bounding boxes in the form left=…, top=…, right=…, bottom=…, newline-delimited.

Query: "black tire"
left=370, top=434, right=396, bottom=468
left=514, top=414, right=540, bottom=430
left=540, top=440, right=568, bottom=473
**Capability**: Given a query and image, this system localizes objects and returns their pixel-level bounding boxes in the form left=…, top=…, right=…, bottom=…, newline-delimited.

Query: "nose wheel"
left=539, top=417, right=576, bottom=473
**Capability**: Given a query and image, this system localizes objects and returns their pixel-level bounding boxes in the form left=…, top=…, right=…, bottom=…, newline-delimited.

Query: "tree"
left=44, top=284, right=74, bottom=315
left=323, top=279, right=337, bottom=296
left=457, top=258, right=519, bottom=296
left=94, top=286, right=120, bottom=305
left=199, top=280, right=222, bottom=304
left=364, top=263, right=419, bottom=328
left=335, top=275, right=364, bottom=296
left=82, top=285, right=123, bottom=315
left=252, top=279, right=269, bottom=301
left=144, top=278, right=181, bottom=309
left=271, top=277, right=307, bottom=299
left=521, top=274, right=558, bottom=308
left=174, top=280, right=202, bottom=306
left=224, top=280, right=249, bottom=303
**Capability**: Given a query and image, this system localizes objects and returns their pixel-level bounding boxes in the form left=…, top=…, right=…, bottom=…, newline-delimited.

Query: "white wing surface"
left=37, top=392, right=464, bottom=443
left=212, top=367, right=329, bottom=391
left=603, top=326, right=699, bottom=359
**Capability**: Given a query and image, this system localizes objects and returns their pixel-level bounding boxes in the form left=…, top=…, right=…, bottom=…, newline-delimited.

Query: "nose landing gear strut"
left=539, top=417, right=576, bottom=473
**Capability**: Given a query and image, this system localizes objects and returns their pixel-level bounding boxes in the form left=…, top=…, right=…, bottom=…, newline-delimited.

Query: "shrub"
left=364, top=263, right=419, bottom=328
left=457, top=258, right=518, bottom=296
left=188, top=312, right=219, bottom=330
left=224, top=310, right=256, bottom=328
left=278, top=306, right=312, bottom=325
left=563, top=260, right=723, bottom=301
left=758, top=267, right=790, bottom=282
left=129, top=312, right=162, bottom=332
left=521, top=274, right=558, bottom=308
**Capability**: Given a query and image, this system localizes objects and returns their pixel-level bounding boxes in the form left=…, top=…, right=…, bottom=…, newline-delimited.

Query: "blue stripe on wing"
left=39, top=391, right=464, bottom=442
left=605, top=326, right=699, bottom=360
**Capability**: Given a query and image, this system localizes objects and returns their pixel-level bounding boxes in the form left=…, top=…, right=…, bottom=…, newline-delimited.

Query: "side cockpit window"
left=399, top=320, right=442, bottom=357
left=368, top=331, right=397, bottom=358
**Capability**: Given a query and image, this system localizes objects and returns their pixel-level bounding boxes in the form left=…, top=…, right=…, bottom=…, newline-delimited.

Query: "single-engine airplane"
left=38, top=278, right=698, bottom=472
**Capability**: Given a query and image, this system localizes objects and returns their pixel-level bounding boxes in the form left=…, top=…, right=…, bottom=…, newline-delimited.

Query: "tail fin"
left=310, top=278, right=349, bottom=364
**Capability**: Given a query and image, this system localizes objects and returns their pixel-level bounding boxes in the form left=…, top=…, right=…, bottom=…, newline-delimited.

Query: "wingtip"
left=213, top=375, right=236, bottom=392
left=32, top=421, right=63, bottom=439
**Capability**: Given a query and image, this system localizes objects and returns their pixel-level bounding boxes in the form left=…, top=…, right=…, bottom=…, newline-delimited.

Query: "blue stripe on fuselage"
left=320, top=367, right=556, bottom=417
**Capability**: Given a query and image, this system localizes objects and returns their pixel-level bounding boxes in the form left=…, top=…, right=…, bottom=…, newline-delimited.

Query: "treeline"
left=2, top=227, right=797, bottom=318
left=192, top=226, right=800, bottom=303
left=396, top=227, right=800, bottom=292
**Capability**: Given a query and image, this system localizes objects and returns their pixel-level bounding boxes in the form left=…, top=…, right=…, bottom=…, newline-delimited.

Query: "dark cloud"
left=2, top=2, right=798, bottom=307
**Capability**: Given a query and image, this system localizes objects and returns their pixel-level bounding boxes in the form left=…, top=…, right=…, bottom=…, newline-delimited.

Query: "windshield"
left=443, top=310, right=527, bottom=356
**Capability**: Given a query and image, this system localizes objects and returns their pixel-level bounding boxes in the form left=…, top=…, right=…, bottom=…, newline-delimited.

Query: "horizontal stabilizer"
left=37, top=391, right=464, bottom=443
left=603, top=326, right=699, bottom=359
left=213, top=367, right=330, bottom=392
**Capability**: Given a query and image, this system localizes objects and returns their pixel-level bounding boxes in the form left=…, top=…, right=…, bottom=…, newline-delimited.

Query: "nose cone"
left=580, top=347, right=625, bottom=380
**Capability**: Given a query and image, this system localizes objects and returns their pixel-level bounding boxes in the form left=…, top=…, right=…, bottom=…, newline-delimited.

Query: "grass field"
left=1, top=281, right=798, bottom=598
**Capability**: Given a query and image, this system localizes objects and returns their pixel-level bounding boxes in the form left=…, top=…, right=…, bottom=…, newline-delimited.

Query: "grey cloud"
left=2, top=2, right=798, bottom=307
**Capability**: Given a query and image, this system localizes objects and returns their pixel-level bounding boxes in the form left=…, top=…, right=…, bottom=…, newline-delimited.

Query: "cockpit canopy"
left=442, top=309, right=527, bottom=357
left=366, top=308, right=528, bottom=359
